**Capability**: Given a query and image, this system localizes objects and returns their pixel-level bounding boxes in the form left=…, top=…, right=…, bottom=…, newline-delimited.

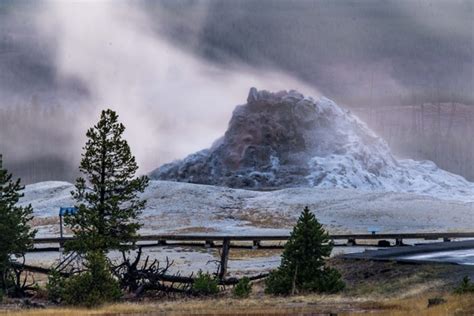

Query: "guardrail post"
left=157, top=239, right=167, bottom=246
left=395, top=238, right=404, bottom=246
left=59, top=214, right=64, bottom=240
left=252, top=240, right=261, bottom=249
left=205, top=240, right=214, bottom=248
left=348, top=238, right=356, bottom=246
left=59, top=214, right=65, bottom=249
left=218, top=238, right=230, bottom=280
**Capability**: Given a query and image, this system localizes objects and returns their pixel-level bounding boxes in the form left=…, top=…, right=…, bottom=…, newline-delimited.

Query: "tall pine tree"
left=0, top=155, right=36, bottom=296
left=66, top=109, right=149, bottom=253
left=265, top=206, right=344, bottom=295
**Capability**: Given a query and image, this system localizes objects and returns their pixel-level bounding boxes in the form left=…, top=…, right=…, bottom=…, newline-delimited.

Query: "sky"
left=0, top=0, right=472, bottom=183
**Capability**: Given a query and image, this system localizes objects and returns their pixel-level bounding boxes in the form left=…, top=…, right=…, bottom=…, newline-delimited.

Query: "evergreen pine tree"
left=0, top=155, right=36, bottom=296
left=66, top=109, right=149, bottom=253
left=265, top=206, right=344, bottom=295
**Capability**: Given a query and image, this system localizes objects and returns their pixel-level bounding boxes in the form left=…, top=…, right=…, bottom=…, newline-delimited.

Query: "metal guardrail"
left=33, top=232, right=474, bottom=245
left=30, top=232, right=474, bottom=279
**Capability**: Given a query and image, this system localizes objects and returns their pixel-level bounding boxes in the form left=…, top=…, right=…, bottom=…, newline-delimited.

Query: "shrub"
left=46, top=269, right=66, bottom=303
left=265, top=206, right=345, bottom=295
left=62, top=252, right=121, bottom=307
left=427, top=297, right=446, bottom=308
left=265, top=270, right=293, bottom=295
left=454, top=276, right=474, bottom=294
left=192, top=270, right=219, bottom=296
left=301, top=267, right=345, bottom=293
left=0, top=155, right=37, bottom=297
left=233, top=277, right=252, bottom=298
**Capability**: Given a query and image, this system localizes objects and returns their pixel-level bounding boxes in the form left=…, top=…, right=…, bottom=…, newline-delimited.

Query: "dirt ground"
left=1, top=259, right=474, bottom=315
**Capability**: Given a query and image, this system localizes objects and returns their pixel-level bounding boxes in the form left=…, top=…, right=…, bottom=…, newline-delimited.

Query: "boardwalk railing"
left=29, top=232, right=474, bottom=279
left=33, top=232, right=474, bottom=248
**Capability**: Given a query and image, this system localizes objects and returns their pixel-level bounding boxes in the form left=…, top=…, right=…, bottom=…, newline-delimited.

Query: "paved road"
left=343, top=240, right=474, bottom=265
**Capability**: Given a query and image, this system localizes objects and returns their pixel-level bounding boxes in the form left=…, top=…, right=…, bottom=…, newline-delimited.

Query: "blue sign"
left=368, top=227, right=381, bottom=234
left=59, top=207, right=77, bottom=216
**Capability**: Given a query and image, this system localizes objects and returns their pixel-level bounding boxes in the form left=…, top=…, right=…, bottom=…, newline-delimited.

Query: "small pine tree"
left=65, top=109, right=149, bottom=253
left=46, top=269, right=66, bottom=304
left=233, top=277, right=252, bottom=298
left=265, top=206, right=344, bottom=295
left=192, top=270, right=220, bottom=296
left=454, top=276, right=474, bottom=294
left=0, top=155, right=36, bottom=296
left=62, top=251, right=121, bottom=307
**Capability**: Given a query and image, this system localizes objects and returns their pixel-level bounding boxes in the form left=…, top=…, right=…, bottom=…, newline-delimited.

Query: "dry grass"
left=172, top=227, right=220, bottom=234
left=229, top=209, right=294, bottom=229
left=354, top=293, right=474, bottom=316
left=228, top=248, right=282, bottom=260
left=30, top=217, right=58, bottom=227
left=2, top=293, right=473, bottom=316
left=0, top=303, right=158, bottom=315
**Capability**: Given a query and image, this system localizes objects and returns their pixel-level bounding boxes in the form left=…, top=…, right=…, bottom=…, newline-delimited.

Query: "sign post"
left=58, top=207, right=77, bottom=249
left=368, top=227, right=381, bottom=235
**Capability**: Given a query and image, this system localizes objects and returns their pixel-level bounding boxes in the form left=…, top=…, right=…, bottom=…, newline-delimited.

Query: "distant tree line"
left=0, top=101, right=80, bottom=184
left=355, top=102, right=474, bottom=181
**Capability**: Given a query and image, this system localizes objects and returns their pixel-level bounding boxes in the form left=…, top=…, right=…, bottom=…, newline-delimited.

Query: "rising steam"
left=35, top=1, right=319, bottom=174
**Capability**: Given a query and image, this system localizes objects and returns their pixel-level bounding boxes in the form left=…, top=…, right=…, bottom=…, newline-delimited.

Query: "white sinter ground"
left=20, top=179, right=474, bottom=238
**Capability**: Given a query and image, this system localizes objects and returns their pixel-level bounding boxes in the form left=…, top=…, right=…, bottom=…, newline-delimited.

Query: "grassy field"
left=1, top=259, right=473, bottom=315
left=2, top=293, right=474, bottom=315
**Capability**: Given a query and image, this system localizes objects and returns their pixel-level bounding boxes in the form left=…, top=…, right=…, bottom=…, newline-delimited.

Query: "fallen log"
left=12, top=262, right=71, bottom=277
left=156, top=273, right=269, bottom=285
left=220, top=273, right=269, bottom=285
